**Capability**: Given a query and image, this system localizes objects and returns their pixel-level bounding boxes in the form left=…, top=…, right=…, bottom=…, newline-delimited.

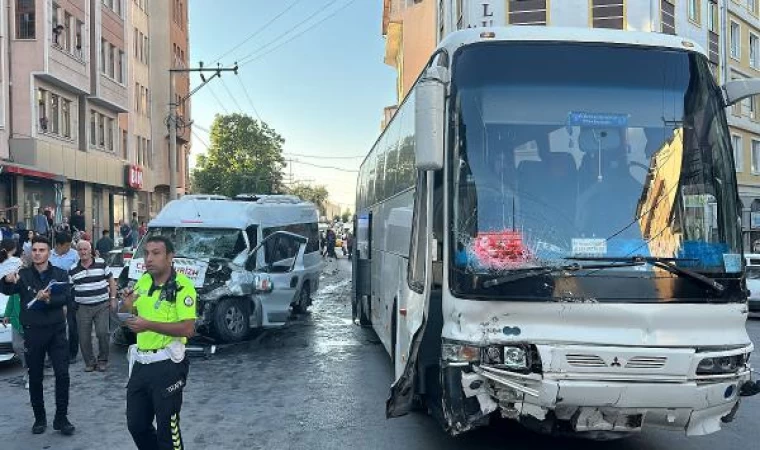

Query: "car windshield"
left=450, top=43, right=742, bottom=300
left=134, top=227, right=247, bottom=260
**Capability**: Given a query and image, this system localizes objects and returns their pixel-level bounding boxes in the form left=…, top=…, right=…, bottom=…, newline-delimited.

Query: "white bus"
left=353, top=26, right=760, bottom=439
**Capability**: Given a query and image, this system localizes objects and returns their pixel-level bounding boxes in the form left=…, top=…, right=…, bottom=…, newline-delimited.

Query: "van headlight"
left=442, top=342, right=480, bottom=362
left=697, top=354, right=748, bottom=375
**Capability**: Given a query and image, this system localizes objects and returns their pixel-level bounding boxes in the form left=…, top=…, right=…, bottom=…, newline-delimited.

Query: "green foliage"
left=341, top=210, right=352, bottom=224
left=192, top=114, right=286, bottom=197
left=287, top=183, right=329, bottom=215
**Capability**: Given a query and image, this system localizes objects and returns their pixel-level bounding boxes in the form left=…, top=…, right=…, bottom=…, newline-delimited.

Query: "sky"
left=188, top=0, right=397, bottom=210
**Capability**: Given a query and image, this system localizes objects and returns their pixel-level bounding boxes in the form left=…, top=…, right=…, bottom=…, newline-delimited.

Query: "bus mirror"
left=723, top=78, right=760, bottom=106
left=415, top=69, right=446, bottom=171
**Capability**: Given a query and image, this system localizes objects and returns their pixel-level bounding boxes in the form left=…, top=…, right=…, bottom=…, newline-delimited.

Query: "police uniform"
left=126, top=271, right=196, bottom=450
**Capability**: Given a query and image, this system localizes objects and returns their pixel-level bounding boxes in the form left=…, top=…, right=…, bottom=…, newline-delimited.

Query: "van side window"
left=245, top=225, right=257, bottom=250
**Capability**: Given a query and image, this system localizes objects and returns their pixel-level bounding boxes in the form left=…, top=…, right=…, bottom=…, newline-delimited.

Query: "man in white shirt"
left=49, top=232, right=79, bottom=362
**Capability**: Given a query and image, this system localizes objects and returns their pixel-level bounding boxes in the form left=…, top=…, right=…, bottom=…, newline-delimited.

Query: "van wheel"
left=358, top=295, right=371, bottom=326
left=212, top=298, right=249, bottom=343
left=292, top=283, right=311, bottom=314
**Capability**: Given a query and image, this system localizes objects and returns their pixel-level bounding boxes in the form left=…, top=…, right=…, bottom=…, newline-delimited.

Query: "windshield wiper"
left=481, top=261, right=645, bottom=289
left=565, top=256, right=726, bottom=293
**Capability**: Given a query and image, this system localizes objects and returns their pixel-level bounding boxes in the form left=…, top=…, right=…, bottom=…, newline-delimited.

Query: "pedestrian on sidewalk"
left=0, top=239, right=28, bottom=389
left=120, top=219, right=133, bottom=249
left=70, top=209, right=85, bottom=236
left=50, top=231, right=80, bottom=363
left=33, top=209, right=49, bottom=239
left=0, top=235, right=75, bottom=435
left=120, top=235, right=196, bottom=450
left=96, top=229, right=114, bottom=258
left=70, top=240, right=117, bottom=372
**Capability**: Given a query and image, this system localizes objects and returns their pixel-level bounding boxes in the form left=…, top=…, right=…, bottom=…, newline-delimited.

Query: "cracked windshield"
left=2, top=1, right=760, bottom=450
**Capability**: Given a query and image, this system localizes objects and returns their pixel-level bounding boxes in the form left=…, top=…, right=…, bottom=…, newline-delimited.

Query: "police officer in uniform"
left=120, top=235, right=196, bottom=450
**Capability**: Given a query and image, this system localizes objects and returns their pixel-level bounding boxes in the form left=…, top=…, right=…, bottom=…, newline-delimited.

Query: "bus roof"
left=149, top=198, right=319, bottom=230
left=439, top=26, right=707, bottom=58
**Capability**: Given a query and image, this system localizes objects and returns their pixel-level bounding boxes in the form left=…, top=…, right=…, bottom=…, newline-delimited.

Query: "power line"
left=237, top=0, right=345, bottom=65
left=284, top=152, right=364, bottom=159
left=235, top=75, right=263, bottom=122
left=193, top=123, right=211, bottom=134
left=240, top=0, right=360, bottom=67
left=220, top=76, right=244, bottom=113
left=191, top=130, right=210, bottom=150
left=290, top=159, right=359, bottom=173
left=206, top=84, right=229, bottom=114
left=211, top=0, right=307, bottom=64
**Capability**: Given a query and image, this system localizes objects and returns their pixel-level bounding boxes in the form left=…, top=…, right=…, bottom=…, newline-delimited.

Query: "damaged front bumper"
left=438, top=344, right=756, bottom=438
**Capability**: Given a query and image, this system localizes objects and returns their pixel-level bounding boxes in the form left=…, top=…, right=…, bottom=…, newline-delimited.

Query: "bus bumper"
left=444, top=364, right=752, bottom=438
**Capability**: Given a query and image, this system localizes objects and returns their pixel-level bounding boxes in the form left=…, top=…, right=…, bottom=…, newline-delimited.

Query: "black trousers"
left=66, top=301, right=79, bottom=359
left=127, top=358, right=189, bottom=450
left=25, top=322, right=70, bottom=418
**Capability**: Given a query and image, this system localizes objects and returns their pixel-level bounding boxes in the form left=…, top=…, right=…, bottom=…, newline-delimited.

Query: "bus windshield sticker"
left=572, top=238, right=607, bottom=257
left=723, top=253, right=742, bottom=273
left=567, top=111, right=629, bottom=128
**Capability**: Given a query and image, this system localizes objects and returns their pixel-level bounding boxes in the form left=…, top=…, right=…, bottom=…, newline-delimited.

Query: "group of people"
left=320, top=229, right=353, bottom=260
left=1, top=230, right=197, bottom=449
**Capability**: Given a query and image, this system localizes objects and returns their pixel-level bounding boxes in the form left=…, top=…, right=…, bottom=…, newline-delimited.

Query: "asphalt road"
left=1, top=257, right=759, bottom=449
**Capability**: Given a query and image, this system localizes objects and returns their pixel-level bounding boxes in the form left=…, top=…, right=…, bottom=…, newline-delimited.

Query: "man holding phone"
left=0, top=235, right=75, bottom=435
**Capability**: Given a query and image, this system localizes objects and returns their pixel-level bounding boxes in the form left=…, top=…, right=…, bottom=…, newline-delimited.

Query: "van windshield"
left=135, top=227, right=247, bottom=260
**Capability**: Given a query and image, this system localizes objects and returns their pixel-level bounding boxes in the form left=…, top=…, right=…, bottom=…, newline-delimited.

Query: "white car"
left=746, top=254, right=760, bottom=313
left=0, top=294, right=16, bottom=363
left=105, top=249, right=132, bottom=280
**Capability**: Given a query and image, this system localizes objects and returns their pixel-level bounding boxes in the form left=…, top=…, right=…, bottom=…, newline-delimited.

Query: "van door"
left=247, top=232, right=308, bottom=325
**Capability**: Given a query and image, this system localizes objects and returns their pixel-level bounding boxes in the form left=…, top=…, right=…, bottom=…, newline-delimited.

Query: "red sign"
left=127, top=165, right=143, bottom=189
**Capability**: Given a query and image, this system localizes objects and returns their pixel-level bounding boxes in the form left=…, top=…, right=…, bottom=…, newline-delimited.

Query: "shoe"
left=84, top=365, right=96, bottom=372
left=53, top=415, right=75, bottom=436
left=97, top=362, right=108, bottom=372
left=32, top=412, right=46, bottom=434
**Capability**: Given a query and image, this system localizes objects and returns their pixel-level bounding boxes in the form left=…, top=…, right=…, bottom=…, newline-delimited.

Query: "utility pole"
left=169, top=63, right=238, bottom=200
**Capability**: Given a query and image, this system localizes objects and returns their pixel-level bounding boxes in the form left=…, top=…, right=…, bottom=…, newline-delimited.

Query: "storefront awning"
left=0, top=164, right=66, bottom=182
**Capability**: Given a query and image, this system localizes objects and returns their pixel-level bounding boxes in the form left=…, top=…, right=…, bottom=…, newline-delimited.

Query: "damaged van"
left=355, top=27, right=760, bottom=440
left=119, top=194, right=323, bottom=342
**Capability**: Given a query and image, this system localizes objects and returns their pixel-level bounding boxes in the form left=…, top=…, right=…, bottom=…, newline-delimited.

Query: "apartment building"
left=149, top=0, right=190, bottom=203
left=0, top=1, right=9, bottom=164
left=382, top=0, right=760, bottom=247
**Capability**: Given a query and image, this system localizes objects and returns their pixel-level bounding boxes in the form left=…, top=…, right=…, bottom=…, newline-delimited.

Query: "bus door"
left=354, top=212, right=372, bottom=306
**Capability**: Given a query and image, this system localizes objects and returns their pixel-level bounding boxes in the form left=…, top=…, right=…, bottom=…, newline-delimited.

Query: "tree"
left=341, top=210, right=352, bottom=223
left=192, top=113, right=286, bottom=197
left=287, top=183, right=329, bottom=216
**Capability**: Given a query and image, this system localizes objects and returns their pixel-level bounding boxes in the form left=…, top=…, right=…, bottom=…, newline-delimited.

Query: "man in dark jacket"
left=0, top=235, right=76, bottom=436
left=70, top=209, right=86, bottom=235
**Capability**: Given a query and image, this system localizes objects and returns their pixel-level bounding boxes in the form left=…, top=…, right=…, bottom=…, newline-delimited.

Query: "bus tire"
left=292, top=282, right=311, bottom=314
left=359, top=295, right=371, bottom=326
left=212, top=297, right=250, bottom=343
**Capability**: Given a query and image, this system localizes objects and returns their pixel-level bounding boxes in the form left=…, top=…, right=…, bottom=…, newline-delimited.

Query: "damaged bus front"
left=360, top=27, right=760, bottom=441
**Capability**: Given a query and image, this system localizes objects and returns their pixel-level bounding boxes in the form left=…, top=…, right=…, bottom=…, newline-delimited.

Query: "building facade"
left=383, top=0, right=760, bottom=248
left=0, top=0, right=190, bottom=238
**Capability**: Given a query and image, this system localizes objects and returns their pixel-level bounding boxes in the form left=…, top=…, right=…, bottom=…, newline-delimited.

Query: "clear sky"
left=188, top=0, right=397, bottom=210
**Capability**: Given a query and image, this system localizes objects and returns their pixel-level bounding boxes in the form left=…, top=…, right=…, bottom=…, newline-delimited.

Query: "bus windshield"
left=450, top=43, right=742, bottom=300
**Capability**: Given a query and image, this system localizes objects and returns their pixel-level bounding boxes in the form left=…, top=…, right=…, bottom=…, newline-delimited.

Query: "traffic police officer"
left=120, top=235, right=196, bottom=450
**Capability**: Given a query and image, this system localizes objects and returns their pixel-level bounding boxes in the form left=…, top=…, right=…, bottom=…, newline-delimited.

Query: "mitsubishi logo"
left=610, top=357, right=622, bottom=368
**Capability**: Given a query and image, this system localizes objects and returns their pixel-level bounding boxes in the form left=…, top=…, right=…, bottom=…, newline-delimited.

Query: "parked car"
left=0, top=294, right=16, bottom=363
left=117, top=194, right=324, bottom=343
left=746, top=254, right=760, bottom=313
left=105, top=248, right=132, bottom=279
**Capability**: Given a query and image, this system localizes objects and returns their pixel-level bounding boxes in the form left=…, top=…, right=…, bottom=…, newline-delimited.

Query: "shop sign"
left=126, top=165, right=143, bottom=189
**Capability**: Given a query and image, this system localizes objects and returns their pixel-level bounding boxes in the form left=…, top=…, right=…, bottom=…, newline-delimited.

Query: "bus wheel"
left=359, top=295, right=371, bottom=326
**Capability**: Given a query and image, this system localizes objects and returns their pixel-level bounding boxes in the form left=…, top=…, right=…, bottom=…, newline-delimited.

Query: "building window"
left=750, top=0, right=758, bottom=16
left=108, top=44, right=115, bottom=78
left=100, top=39, right=106, bottom=73
left=753, top=140, right=760, bottom=174
left=62, top=12, right=71, bottom=51
left=732, top=134, right=744, bottom=172
left=744, top=95, right=756, bottom=120
left=90, top=110, right=97, bottom=145
left=122, top=129, right=128, bottom=159
left=508, top=0, right=547, bottom=25
left=106, top=118, right=114, bottom=151
left=661, top=0, right=676, bottom=35
left=147, top=139, right=152, bottom=168
left=592, top=0, right=624, bottom=29
left=37, top=89, right=48, bottom=132
left=61, top=99, right=71, bottom=138
left=50, top=94, right=60, bottom=134
left=98, top=114, right=105, bottom=147
left=117, top=50, right=124, bottom=83
left=16, top=0, right=36, bottom=39
left=144, top=36, right=150, bottom=65
left=75, top=20, right=83, bottom=58
left=707, top=0, right=718, bottom=32
left=731, top=21, right=741, bottom=60
left=52, top=3, right=60, bottom=44
left=688, top=0, right=700, bottom=24
left=752, top=34, right=760, bottom=69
